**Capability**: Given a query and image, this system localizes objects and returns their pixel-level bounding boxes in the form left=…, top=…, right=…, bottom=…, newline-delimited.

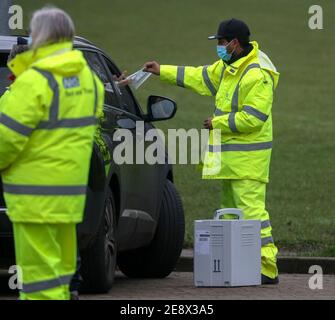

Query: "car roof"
left=0, top=35, right=100, bottom=52
left=0, top=35, right=122, bottom=76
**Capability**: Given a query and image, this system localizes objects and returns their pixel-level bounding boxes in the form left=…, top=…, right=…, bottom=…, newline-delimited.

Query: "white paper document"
left=126, top=69, right=152, bottom=90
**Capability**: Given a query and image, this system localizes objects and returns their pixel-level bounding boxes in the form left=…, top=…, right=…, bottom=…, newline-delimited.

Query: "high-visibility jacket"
left=0, top=42, right=104, bottom=223
left=160, top=41, right=279, bottom=183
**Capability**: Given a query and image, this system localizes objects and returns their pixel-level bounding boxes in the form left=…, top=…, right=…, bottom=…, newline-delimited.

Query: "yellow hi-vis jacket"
left=0, top=42, right=104, bottom=223
left=160, top=41, right=279, bottom=183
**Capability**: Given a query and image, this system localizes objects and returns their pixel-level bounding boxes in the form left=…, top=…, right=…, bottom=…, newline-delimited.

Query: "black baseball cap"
left=208, top=18, right=251, bottom=43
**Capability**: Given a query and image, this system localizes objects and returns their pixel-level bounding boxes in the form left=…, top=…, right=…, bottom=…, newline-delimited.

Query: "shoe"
left=70, top=291, right=80, bottom=300
left=261, top=274, right=279, bottom=285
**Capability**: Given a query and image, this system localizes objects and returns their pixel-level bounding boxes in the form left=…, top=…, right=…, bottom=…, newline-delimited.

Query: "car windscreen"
left=0, top=52, right=10, bottom=97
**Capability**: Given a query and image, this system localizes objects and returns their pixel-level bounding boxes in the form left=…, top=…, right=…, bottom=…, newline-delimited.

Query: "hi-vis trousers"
left=13, top=223, right=77, bottom=300
left=221, top=179, right=278, bottom=279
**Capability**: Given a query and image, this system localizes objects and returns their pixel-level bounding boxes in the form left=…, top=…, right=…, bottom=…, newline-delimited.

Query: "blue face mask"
left=217, top=41, right=234, bottom=62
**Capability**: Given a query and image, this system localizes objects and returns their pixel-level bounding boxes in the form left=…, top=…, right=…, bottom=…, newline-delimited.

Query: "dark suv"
left=0, top=36, right=185, bottom=293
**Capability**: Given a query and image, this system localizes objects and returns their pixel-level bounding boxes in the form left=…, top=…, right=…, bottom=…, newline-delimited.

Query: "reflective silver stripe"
left=209, top=145, right=222, bottom=153
left=33, top=68, right=98, bottom=129
left=0, top=113, right=33, bottom=136
left=22, top=274, right=73, bottom=294
left=208, top=141, right=272, bottom=152
left=261, top=236, right=274, bottom=247
left=231, top=90, right=239, bottom=112
left=92, top=71, right=98, bottom=114
left=37, top=117, right=97, bottom=129
left=214, top=108, right=227, bottom=116
left=261, top=220, right=271, bottom=229
left=32, top=67, right=59, bottom=123
left=177, top=66, right=185, bottom=87
left=231, top=63, right=261, bottom=112
left=3, top=184, right=87, bottom=195
left=228, top=112, right=238, bottom=133
left=202, top=66, right=217, bottom=96
left=220, top=66, right=226, bottom=83
left=243, top=105, right=268, bottom=122
left=59, top=274, right=73, bottom=285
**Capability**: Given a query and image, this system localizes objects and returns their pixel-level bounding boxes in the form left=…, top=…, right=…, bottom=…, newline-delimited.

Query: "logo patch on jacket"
left=63, top=76, right=80, bottom=89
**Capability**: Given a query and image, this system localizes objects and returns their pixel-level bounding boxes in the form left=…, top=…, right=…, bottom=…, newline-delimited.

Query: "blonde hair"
left=30, top=6, right=75, bottom=49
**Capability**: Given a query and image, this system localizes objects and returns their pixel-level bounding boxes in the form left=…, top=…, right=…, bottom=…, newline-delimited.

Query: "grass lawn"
left=18, top=0, right=335, bottom=256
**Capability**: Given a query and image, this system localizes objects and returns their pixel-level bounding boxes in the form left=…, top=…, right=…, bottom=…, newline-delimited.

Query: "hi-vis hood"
left=229, top=41, right=279, bottom=89
left=258, top=49, right=280, bottom=89
left=8, top=42, right=86, bottom=77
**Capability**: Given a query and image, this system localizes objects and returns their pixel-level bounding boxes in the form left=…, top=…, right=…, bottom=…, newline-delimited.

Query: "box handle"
left=214, top=208, right=244, bottom=220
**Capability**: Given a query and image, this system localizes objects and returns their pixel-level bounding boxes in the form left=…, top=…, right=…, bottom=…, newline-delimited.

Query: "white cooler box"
left=194, top=208, right=261, bottom=287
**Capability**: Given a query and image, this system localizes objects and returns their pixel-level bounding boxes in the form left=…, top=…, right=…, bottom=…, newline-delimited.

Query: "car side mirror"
left=146, top=95, right=177, bottom=122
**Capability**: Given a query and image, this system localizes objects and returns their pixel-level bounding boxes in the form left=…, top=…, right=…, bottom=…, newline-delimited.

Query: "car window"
left=0, top=53, right=10, bottom=97
left=83, top=51, right=119, bottom=108
left=101, top=56, right=140, bottom=116
left=0, top=68, right=10, bottom=97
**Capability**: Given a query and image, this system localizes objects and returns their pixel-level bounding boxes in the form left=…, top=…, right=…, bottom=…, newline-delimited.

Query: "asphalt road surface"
left=0, top=271, right=334, bottom=300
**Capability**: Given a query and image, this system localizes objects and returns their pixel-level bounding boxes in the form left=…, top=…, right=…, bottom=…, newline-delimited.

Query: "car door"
left=99, top=54, right=167, bottom=249
left=71, top=49, right=116, bottom=247
left=82, top=49, right=139, bottom=175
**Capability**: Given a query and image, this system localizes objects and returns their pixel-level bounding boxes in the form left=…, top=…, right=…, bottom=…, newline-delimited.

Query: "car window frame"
left=99, top=53, right=144, bottom=118
left=79, top=47, right=143, bottom=131
left=0, top=51, right=11, bottom=96
left=79, top=47, right=123, bottom=109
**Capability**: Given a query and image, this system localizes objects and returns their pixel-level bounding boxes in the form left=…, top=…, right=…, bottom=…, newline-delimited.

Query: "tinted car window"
left=102, top=56, right=140, bottom=116
left=83, top=51, right=119, bottom=108
left=0, top=53, right=10, bottom=97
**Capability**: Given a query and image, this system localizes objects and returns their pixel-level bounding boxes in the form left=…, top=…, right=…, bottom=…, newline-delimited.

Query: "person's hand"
left=203, top=117, right=213, bottom=130
left=113, top=70, right=130, bottom=86
left=143, top=61, right=160, bottom=75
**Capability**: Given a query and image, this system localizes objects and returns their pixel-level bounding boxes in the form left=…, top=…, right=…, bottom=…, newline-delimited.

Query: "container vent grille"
left=241, top=226, right=255, bottom=246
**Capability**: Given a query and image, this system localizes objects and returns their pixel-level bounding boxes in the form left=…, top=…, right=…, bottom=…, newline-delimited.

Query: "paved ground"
left=0, top=271, right=334, bottom=300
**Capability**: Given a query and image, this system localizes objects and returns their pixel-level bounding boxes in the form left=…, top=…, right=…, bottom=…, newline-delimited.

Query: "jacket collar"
left=8, top=42, right=73, bottom=77
left=225, top=41, right=259, bottom=75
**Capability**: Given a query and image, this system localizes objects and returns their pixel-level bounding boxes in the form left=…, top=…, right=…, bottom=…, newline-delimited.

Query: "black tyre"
left=80, top=189, right=117, bottom=293
left=117, top=180, right=185, bottom=278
